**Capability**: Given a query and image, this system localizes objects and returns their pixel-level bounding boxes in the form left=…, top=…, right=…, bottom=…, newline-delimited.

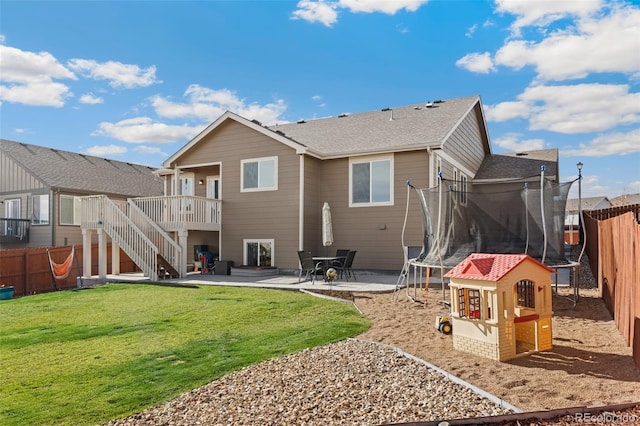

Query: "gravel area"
left=106, top=339, right=514, bottom=425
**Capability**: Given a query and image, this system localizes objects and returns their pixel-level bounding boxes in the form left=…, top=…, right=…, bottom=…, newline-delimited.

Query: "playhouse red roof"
left=445, top=253, right=555, bottom=281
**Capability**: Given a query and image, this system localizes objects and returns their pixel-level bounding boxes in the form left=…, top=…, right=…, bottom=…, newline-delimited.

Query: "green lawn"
left=0, top=284, right=370, bottom=425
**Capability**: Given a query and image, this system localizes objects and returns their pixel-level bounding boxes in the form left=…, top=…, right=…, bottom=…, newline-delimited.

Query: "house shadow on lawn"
left=507, top=344, right=640, bottom=383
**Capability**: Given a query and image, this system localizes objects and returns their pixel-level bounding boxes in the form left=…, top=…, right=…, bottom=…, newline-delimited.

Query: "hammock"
left=47, top=246, right=75, bottom=280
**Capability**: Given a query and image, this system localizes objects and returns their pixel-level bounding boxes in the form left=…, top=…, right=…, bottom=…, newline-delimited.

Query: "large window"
left=243, top=239, right=274, bottom=267
left=458, top=288, right=481, bottom=319
left=516, top=280, right=535, bottom=308
left=350, top=155, right=393, bottom=206
left=241, top=157, right=277, bottom=192
left=60, top=195, right=81, bottom=226
left=32, top=194, right=49, bottom=225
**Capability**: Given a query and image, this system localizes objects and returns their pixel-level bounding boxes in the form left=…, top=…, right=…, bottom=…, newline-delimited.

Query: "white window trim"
left=241, top=156, right=278, bottom=192
left=206, top=175, right=221, bottom=200
left=243, top=238, right=275, bottom=267
left=32, top=194, right=50, bottom=225
left=349, top=154, right=394, bottom=207
left=59, top=195, right=81, bottom=226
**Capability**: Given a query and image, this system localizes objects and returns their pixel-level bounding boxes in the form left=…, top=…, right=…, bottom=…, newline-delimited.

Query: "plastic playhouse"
left=445, top=253, right=555, bottom=361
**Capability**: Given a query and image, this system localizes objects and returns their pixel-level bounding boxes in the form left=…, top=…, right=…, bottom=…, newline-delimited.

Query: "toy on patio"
left=325, top=267, right=337, bottom=283
left=445, top=253, right=554, bottom=361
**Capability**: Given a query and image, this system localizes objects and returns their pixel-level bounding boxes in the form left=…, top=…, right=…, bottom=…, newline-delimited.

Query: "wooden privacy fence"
left=0, top=244, right=138, bottom=297
left=583, top=204, right=640, bottom=369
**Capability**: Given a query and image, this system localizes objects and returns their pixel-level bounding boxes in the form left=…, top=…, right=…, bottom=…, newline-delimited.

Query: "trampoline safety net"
left=414, top=179, right=574, bottom=269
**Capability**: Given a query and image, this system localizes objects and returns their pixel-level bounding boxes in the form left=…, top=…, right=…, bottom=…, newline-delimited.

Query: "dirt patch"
left=354, top=286, right=640, bottom=412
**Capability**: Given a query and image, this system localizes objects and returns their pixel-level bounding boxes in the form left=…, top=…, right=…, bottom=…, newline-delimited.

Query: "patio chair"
left=332, top=249, right=350, bottom=267
left=297, top=251, right=323, bottom=283
left=335, top=250, right=357, bottom=281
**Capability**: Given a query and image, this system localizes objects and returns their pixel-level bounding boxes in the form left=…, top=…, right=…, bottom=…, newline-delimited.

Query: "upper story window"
left=32, top=194, right=49, bottom=225
left=60, top=195, right=81, bottom=226
left=350, top=155, right=393, bottom=207
left=241, top=156, right=278, bottom=192
left=452, top=167, right=468, bottom=205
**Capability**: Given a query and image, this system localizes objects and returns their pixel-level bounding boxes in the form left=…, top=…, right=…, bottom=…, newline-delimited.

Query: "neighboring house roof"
left=164, top=95, right=486, bottom=167
left=565, top=196, right=611, bottom=213
left=445, top=253, right=554, bottom=281
left=1, top=139, right=163, bottom=197
left=610, top=193, right=640, bottom=207
left=473, top=149, right=559, bottom=183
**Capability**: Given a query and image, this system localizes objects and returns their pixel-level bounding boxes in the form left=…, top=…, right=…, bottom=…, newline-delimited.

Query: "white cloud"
left=291, top=0, right=428, bottom=26
left=495, top=4, right=640, bottom=81
left=561, top=128, right=640, bottom=157
left=134, top=145, right=168, bottom=156
left=291, top=0, right=338, bottom=27
left=92, top=117, right=204, bottom=143
left=338, top=0, right=428, bottom=14
left=455, top=52, right=496, bottom=73
left=494, top=0, right=602, bottom=35
left=67, top=59, right=160, bottom=88
left=484, top=84, right=640, bottom=134
left=465, top=24, right=478, bottom=38
left=79, top=93, right=104, bottom=104
left=85, top=144, right=128, bottom=156
left=0, top=45, right=75, bottom=106
left=312, top=94, right=326, bottom=107
left=493, top=133, right=546, bottom=152
left=0, top=34, right=6, bottom=43
left=151, top=84, right=287, bottom=125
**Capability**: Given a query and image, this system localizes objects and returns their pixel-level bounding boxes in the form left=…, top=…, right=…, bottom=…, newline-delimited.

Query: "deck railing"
left=0, top=218, right=30, bottom=243
left=131, top=195, right=221, bottom=231
left=81, top=195, right=159, bottom=280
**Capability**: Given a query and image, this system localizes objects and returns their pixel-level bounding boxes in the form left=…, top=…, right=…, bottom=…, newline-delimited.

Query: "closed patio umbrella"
left=322, top=202, right=334, bottom=248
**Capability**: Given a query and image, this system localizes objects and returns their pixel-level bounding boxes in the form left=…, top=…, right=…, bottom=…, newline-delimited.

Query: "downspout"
left=299, top=155, right=305, bottom=250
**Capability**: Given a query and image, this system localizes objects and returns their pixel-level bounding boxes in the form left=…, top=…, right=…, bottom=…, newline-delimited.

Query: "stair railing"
left=127, top=199, right=182, bottom=275
left=81, top=195, right=159, bottom=280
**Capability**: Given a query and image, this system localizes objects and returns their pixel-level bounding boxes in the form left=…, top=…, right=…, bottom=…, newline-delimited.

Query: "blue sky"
left=1, top=0, right=639, bottom=199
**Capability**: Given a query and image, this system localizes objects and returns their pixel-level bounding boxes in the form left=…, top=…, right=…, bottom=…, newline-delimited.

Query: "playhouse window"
left=516, top=280, right=535, bottom=308
left=458, top=288, right=481, bottom=319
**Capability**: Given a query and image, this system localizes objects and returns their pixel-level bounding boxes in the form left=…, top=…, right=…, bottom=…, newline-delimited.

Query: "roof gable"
left=1, top=139, right=163, bottom=197
left=163, top=112, right=308, bottom=168
left=163, top=95, right=487, bottom=166
left=445, top=253, right=554, bottom=281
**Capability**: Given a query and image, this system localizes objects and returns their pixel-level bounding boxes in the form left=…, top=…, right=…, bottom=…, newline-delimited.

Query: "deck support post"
left=82, top=228, right=93, bottom=278
left=97, top=228, right=108, bottom=280
left=178, top=229, right=188, bottom=278
left=111, top=241, right=120, bottom=276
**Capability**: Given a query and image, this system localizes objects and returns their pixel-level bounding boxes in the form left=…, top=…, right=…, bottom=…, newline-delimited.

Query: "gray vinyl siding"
left=442, top=105, right=488, bottom=177
left=0, top=150, right=46, bottom=193
left=311, top=151, right=430, bottom=271
left=174, top=120, right=302, bottom=269
left=302, top=156, right=322, bottom=254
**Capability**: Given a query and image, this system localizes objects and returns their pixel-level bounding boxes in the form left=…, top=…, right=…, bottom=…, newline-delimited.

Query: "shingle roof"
left=444, top=253, right=554, bottom=281
left=1, top=139, right=163, bottom=197
left=266, top=95, right=481, bottom=157
left=473, top=149, right=558, bottom=182
left=610, top=193, right=640, bottom=207
left=565, top=196, right=611, bottom=212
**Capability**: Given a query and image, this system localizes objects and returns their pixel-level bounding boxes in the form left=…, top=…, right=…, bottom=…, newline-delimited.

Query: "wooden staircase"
left=157, top=254, right=180, bottom=279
